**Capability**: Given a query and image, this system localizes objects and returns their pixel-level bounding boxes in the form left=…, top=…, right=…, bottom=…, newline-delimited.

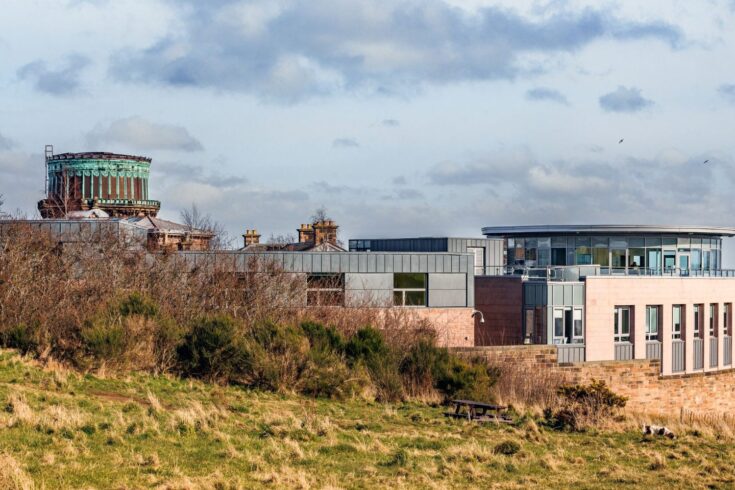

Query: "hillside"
left=0, top=349, right=733, bottom=489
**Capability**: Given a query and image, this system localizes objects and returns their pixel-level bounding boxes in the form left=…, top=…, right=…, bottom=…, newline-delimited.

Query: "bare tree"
left=268, top=233, right=297, bottom=245
left=180, top=202, right=232, bottom=250
left=310, top=206, right=330, bottom=224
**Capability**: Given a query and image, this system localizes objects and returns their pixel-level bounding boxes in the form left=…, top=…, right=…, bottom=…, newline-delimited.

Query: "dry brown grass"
left=0, top=453, right=34, bottom=490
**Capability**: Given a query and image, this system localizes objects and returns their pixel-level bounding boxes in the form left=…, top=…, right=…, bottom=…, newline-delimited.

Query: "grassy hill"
left=0, top=349, right=733, bottom=489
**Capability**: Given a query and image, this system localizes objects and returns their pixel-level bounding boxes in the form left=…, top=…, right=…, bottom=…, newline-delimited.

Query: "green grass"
left=0, top=349, right=734, bottom=489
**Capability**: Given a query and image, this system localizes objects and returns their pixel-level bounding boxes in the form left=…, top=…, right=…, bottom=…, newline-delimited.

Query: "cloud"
left=598, top=86, right=653, bottom=113
left=719, top=84, right=735, bottom=103
left=394, top=188, right=423, bottom=200
left=381, top=119, right=400, bottom=127
left=108, top=1, right=683, bottom=101
left=427, top=151, right=535, bottom=185
left=392, top=176, right=407, bottom=185
left=332, top=138, right=359, bottom=148
left=153, top=160, right=246, bottom=189
left=0, top=133, right=15, bottom=151
left=525, top=87, right=569, bottom=105
left=17, top=54, right=91, bottom=96
left=86, top=117, right=204, bottom=152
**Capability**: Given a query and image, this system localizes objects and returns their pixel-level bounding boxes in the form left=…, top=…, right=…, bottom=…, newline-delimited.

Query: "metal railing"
left=557, top=344, right=585, bottom=363
left=672, top=340, right=685, bottom=373
left=710, top=337, right=719, bottom=368
left=614, top=342, right=633, bottom=361
left=693, top=339, right=704, bottom=370
left=480, top=265, right=735, bottom=280
left=725, top=336, right=732, bottom=366
left=645, top=341, right=662, bottom=360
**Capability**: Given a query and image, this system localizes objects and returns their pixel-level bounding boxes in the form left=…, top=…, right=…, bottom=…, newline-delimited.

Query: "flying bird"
left=618, top=138, right=624, bottom=144
left=703, top=159, right=710, bottom=164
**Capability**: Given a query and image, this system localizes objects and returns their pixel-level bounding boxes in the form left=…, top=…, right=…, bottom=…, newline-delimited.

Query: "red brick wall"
left=456, top=346, right=735, bottom=415
left=474, top=276, right=523, bottom=345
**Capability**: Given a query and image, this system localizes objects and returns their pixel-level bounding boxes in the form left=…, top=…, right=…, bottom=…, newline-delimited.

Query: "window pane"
left=554, top=310, right=564, bottom=337
left=404, top=291, right=426, bottom=306
left=393, top=291, right=403, bottom=306
left=593, top=247, right=609, bottom=266
left=622, top=309, right=630, bottom=335
left=394, top=273, right=426, bottom=289
left=573, top=309, right=583, bottom=337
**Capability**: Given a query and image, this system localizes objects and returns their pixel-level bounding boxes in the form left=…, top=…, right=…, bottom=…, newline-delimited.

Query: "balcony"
left=479, top=265, right=735, bottom=281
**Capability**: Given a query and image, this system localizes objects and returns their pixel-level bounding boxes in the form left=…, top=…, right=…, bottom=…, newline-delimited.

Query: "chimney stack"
left=297, top=223, right=314, bottom=243
left=313, top=219, right=338, bottom=244
left=243, top=229, right=261, bottom=247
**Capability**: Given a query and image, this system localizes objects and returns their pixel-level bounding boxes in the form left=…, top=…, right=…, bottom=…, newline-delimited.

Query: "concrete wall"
left=474, top=276, right=524, bottom=345
left=585, top=277, right=735, bottom=376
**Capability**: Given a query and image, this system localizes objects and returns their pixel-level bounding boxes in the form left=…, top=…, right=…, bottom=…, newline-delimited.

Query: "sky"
left=1, top=0, right=735, bottom=258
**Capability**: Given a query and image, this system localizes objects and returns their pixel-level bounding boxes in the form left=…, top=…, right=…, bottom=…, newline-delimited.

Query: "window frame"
left=393, top=273, right=427, bottom=307
left=672, top=305, right=683, bottom=340
left=645, top=305, right=660, bottom=341
left=613, top=306, right=631, bottom=343
left=306, top=273, right=345, bottom=307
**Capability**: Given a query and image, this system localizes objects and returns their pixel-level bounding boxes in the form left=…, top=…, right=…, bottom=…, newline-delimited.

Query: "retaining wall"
left=455, top=345, right=735, bottom=415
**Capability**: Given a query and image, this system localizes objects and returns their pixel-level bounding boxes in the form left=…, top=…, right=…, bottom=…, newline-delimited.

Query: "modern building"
left=38, top=147, right=160, bottom=219
left=475, top=225, right=735, bottom=377
left=349, top=237, right=504, bottom=275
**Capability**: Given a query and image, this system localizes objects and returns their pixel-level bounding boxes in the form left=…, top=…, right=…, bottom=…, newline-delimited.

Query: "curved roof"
left=48, top=152, right=151, bottom=163
left=481, top=225, right=735, bottom=237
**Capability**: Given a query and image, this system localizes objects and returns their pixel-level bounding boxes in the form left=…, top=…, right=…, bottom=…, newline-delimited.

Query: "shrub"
left=1, top=323, right=39, bottom=355
left=80, top=320, right=126, bottom=359
left=399, top=338, right=450, bottom=397
left=547, top=379, right=628, bottom=431
left=177, top=316, right=250, bottom=382
left=493, top=440, right=521, bottom=456
left=434, top=356, right=498, bottom=402
left=346, top=327, right=403, bottom=401
left=118, top=293, right=158, bottom=318
left=244, top=322, right=310, bottom=391
left=300, top=322, right=344, bottom=355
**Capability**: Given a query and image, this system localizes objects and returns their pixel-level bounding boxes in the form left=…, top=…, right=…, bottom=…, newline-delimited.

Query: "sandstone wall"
left=456, top=345, right=735, bottom=415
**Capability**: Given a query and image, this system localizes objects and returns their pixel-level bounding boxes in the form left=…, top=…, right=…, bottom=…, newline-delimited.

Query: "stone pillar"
left=684, top=304, right=695, bottom=374
left=662, top=303, right=673, bottom=376
left=633, top=304, right=646, bottom=359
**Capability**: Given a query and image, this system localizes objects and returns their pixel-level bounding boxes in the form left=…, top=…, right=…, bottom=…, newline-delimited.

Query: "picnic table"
left=444, top=399, right=513, bottom=423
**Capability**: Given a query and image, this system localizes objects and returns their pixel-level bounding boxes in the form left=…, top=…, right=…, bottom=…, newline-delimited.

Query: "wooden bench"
left=444, top=399, right=513, bottom=423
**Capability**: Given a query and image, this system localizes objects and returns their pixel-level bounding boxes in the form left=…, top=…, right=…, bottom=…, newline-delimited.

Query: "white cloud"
left=86, top=117, right=203, bottom=152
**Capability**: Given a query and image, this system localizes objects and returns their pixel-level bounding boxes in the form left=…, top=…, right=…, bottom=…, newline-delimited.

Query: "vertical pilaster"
left=633, top=305, right=646, bottom=359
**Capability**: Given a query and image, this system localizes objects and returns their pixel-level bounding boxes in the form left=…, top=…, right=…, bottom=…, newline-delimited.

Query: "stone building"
left=241, top=219, right=345, bottom=252
left=38, top=148, right=160, bottom=219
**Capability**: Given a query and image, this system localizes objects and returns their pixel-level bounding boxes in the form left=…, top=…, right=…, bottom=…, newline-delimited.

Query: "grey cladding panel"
left=346, top=273, right=393, bottom=290
left=429, top=273, right=467, bottom=290
left=429, top=289, right=467, bottom=307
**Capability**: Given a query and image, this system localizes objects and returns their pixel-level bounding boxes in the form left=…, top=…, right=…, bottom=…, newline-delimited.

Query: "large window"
left=614, top=306, right=631, bottom=342
left=393, top=273, right=427, bottom=306
left=646, top=306, right=660, bottom=341
left=306, top=274, right=345, bottom=306
left=672, top=305, right=683, bottom=340
left=553, top=307, right=584, bottom=344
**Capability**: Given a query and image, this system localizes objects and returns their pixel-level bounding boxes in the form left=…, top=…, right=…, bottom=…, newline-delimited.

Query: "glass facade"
left=505, top=235, right=722, bottom=273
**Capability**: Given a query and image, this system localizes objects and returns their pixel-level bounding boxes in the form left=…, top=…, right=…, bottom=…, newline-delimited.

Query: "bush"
left=434, top=356, right=498, bottom=402
left=346, top=327, right=403, bottom=401
left=244, top=322, right=310, bottom=391
left=177, top=316, right=250, bottom=382
left=118, top=293, right=158, bottom=318
left=493, top=440, right=521, bottom=456
left=547, top=379, right=627, bottom=431
left=1, top=323, right=39, bottom=355
left=399, top=338, right=450, bottom=397
left=300, top=322, right=344, bottom=355
left=81, top=320, right=126, bottom=359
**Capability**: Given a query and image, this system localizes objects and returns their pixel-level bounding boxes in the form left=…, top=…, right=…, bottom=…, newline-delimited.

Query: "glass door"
left=679, top=254, right=690, bottom=276
left=664, top=251, right=676, bottom=272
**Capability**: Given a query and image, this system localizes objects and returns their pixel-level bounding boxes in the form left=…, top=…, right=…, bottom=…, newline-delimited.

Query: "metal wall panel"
left=693, top=339, right=704, bottom=370
left=672, top=341, right=685, bottom=373
left=428, top=289, right=467, bottom=307
left=557, top=345, right=585, bottom=363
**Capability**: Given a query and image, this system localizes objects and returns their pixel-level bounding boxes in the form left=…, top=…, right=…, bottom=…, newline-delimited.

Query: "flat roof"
left=481, top=225, right=735, bottom=237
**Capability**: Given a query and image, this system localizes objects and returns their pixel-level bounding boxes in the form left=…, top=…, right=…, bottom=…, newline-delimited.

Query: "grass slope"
left=0, top=349, right=733, bottom=489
